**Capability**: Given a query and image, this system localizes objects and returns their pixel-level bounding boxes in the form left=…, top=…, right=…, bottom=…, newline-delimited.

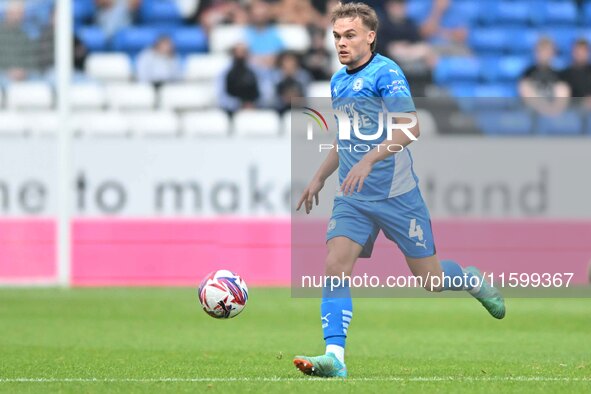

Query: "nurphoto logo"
left=303, top=107, right=418, bottom=153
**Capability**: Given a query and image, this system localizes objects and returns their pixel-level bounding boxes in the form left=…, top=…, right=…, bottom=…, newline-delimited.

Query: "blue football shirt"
left=330, top=53, right=418, bottom=200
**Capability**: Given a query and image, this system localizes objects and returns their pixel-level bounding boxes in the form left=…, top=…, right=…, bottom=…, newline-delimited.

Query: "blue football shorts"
left=326, top=186, right=436, bottom=259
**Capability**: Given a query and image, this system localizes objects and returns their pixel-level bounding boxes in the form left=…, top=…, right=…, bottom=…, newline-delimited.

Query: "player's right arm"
left=296, top=139, right=339, bottom=214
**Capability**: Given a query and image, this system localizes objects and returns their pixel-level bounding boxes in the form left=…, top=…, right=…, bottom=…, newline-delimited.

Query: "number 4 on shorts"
left=408, top=218, right=424, bottom=241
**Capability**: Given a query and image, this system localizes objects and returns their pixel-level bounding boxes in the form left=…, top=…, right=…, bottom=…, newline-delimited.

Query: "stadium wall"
left=1, top=138, right=590, bottom=285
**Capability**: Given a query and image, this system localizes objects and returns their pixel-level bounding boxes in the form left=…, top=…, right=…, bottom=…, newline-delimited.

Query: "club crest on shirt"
left=327, top=219, right=337, bottom=232
left=352, top=77, right=364, bottom=92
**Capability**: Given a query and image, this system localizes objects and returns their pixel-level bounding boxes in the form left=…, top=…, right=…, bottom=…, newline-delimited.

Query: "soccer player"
left=293, top=2, right=505, bottom=378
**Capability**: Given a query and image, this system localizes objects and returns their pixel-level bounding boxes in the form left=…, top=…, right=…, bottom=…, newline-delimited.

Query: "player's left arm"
left=341, top=65, right=419, bottom=196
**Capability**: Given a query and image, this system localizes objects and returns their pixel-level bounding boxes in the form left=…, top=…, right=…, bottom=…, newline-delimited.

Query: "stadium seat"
left=585, top=3, right=591, bottom=25
left=184, top=53, right=231, bottom=81
left=307, top=81, right=331, bottom=98
left=209, top=25, right=246, bottom=53
left=233, top=110, right=280, bottom=137
left=484, top=56, right=530, bottom=82
left=76, top=27, right=107, bottom=52
left=73, top=0, right=95, bottom=25
left=434, top=57, right=481, bottom=85
left=277, top=25, right=311, bottom=52
left=542, top=28, right=578, bottom=55
left=6, top=82, right=53, bottom=110
left=447, top=83, right=477, bottom=98
left=476, top=110, right=533, bottom=136
left=535, top=1, right=578, bottom=26
left=171, top=27, right=208, bottom=55
left=505, top=28, right=539, bottom=55
left=70, top=83, right=106, bottom=110
left=128, top=111, right=179, bottom=137
left=536, top=111, right=582, bottom=135
left=441, top=1, right=480, bottom=27
left=406, top=0, right=431, bottom=23
left=105, top=83, right=156, bottom=110
left=86, top=53, right=133, bottom=82
left=112, top=27, right=160, bottom=55
left=469, top=29, right=508, bottom=54
left=159, top=83, right=216, bottom=110
left=139, top=0, right=182, bottom=25
left=181, top=109, right=230, bottom=137
left=26, top=111, right=60, bottom=136
left=0, top=112, right=27, bottom=136
left=495, top=1, right=531, bottom=26
left=75, top=111, right=131, bottom=137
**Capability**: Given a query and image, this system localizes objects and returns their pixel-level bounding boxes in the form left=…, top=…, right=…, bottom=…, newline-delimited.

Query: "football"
left=198, top=270, right=249, bottom=319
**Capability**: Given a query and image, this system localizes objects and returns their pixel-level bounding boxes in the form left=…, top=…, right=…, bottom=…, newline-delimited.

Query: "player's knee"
left=324, top=253, right=354, bottom=277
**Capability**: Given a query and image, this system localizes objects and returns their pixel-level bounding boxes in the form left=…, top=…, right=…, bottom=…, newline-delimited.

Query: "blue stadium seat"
left=496, top=1, right=531, bottom=26
left=112, top=27, right=160, bottom=55
left=77, top=27, right=107, bottom=52
left=73, top=0, right=95, bottom=25
left=434, top=57, right=481, bottom=85
left=484, top=56, right=531, bottom=82
left=171, top=28, right=208, bottom=55
left=474, top=84, right=517, bottom=98
left=505, top=28, right=540, bottom=54
left=585, top=3, right=591, bottom=25
left=140, top=0, right=183, bottom=26
left=476, top=110, right=533, bottom=135
left=542, top=28, right=578, bottom=55
left=469, top=28, right=507, bottom=54
left=406, top=0, right=432, bottom=24
left=536, top=111, right=583, bottom=135
left=447, top=83, right=477, bottom=98
left=536, top=1, right=578, bottom=26
left=441, top=1, right=480, bottom=27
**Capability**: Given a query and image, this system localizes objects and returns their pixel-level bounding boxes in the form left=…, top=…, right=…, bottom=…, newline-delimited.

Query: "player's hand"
left=296, top=178, right=325, bottom=214
left=341, top=159, right=373, bottom=196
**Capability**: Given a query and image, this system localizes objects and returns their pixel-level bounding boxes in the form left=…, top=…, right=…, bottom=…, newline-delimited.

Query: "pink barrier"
left=0, top=219, right=590, bottom=286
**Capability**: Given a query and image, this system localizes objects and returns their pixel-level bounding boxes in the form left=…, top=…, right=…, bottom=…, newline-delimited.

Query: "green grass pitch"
left=1, top=287, right=590, bottom=393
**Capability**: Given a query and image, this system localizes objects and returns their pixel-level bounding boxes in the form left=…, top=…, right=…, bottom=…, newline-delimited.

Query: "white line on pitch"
left=1, top=377, right=590, bottom=383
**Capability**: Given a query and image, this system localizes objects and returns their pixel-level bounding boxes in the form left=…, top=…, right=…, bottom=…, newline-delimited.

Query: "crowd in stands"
left=0, top=0, right=590, bottom=125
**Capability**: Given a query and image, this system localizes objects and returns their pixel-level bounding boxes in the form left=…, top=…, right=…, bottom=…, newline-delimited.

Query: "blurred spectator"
left=274, top=0, right=323, bottom=28
left=273, top=51, right=311, bottom=113
left=219, top=43, right=261, bottom=113
left=420, top=0, right=469, bottom=56
left=377, top=0, right=436, bottom=95
left=74, top=35, right=89, bottom=73
left=136, top=36, right=181, bottom=87
left=194, top=0, right=247, bottom=32
left=0, top=1, right=38, bottom=82
left=245, top=0, right=284, bottom=69
left=561, top=39, right=591, bottom=101
left=94, top=0, right=141, bottom=39
left=303, top=27, right=332, bottom=81
left=519, top=37, right=571, bottom=115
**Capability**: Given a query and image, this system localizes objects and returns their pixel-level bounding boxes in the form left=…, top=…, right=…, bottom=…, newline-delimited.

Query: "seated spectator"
left=273, top=51, right=311, bottom=113
left=0, top=0, right=39, bottom=82
left=561, top=39, right=591, bottom=106
left=245, top=0, right=284, bottom=69
left=94, top=0, right=140, bottom=39
left=377, top=0, right=436, bottom=95
left=136, top=36, right=181, bottom=87
left=303, top=27, right=333, bottom=81
left=519, top=37, right=571, bottom=115
left=219, top=43, right=262, bottom=113
left=194, top=0, right=247, bottom=32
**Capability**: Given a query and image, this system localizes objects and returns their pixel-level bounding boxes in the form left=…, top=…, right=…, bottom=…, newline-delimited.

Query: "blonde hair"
left=330, top=2, right=379, bottom=52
